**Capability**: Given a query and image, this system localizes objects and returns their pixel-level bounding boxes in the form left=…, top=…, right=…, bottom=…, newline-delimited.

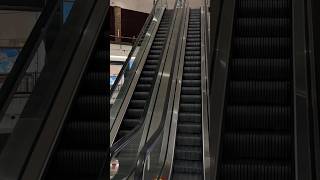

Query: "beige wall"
left=0, top=10, right=39, bottom=48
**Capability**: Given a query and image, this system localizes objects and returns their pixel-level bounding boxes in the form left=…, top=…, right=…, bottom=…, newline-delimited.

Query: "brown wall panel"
left=121, top=8, right=148, bottom=43
left=109, top=6, right=115, bottom=41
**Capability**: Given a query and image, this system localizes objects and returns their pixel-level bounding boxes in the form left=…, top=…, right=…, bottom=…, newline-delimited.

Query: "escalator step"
left=187, top=28, right=200, bottom=32
left=125, top=109, right=144, bottom=118
left=139, top=77, right=153, bottom=84
left=181, top=87, right=201, bottom=95
left=187, top=34, right=201, bottom=39
left=235, top=18, right=290, bottom=37
left=185, top=56, right=201, bottom=61
left=187, top=38, right=201, bottom=42
left=141, top=70, right=156, bottom=77
left=237, top=0, right=290, bottom=18
left=63, top=122, right=107, bottom=147
left=233, top=37, right=291, bottom=58
left=150, top=46, right=163, bottom=50
left=219, top=161, right=292, bottom=180
left=173, top=160, right=203, bottom=174
left=179, top=113, right=201, bottom=123
left=183, top=73, right=201, bottom=80
left=180, top=95, right=201, bottom=103
left=180, top=103, right=201, bottom=112
left=223, top=132, right=291, bottom=159
left=176, top=134, right=202, bottom=146
left=51, top=150, right=105, bottom=176
left=46, top=20, right=108, bottom=178
left=135, top=84, right=152, bottom=91
left=83, top=72, right=106, bottom=93
left=226, top=105, right=291, bottom=130
left=132, top=91, right=149, bottom=99
left=188, top=31, right=200, bottom=35
left=184, top=61, right=201, bottom=67
left=185, top=46, right=201, bottom=51
left=129, top=100, right=146, bottom=108
left=145, top=59, right=159, bottom=64
left=182, top=79, right=201, bottom=86
left=177, top=122, right=202, bottom=134
left=172, top=9, right=202, bottom=180
left=152, top=41, right=164, bottom=45
left=144, top=64, right=158, bottom=71
left=76, top=95, right=106, bottom=119
left=228, top=81, right=291, bottom=105
left=149, top=50, right=162, bottom=54
left=230, top=58, right=291, bottom=81
left=172, top=173, right=202, bottom=180
left=217, top=0, right=294, bottom=178
left=175, top=146, right=202, bottom=161
left=185, top=51, right=201, bottom=56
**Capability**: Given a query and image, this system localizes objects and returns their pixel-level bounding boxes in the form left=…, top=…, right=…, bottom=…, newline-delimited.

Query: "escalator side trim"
left=292, top=0, right=313, bottom=179
left=200, top=5, right=211, bottom=180
left=208, top=0, right=235, bottom=179
left=305, top=0, right=320, bottom=178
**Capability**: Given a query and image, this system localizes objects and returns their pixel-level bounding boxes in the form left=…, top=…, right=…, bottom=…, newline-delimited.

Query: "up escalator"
left=115, top=10, right=172, bottom=141
left=218, top=0, right=294, bottom=179
left=172, top=9, right=203, bottom=180
left=43, top=21, right=107, bottom=179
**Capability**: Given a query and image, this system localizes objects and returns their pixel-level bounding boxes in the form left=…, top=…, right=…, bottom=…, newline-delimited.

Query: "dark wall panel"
left=109, top=6, right=115, bottom=41
left=311, top=0, right=320, bottom=139
left=0, top=0, right=44, bottom=10
left=121, top=8, right=148, bottom=43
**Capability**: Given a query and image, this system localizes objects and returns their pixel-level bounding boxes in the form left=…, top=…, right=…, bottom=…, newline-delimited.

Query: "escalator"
left=217, top=0, right=294, bottom=179
left=115, top=10, right=172, bottom=141
left=172, top=9, right=203, bottom=180
left=43, top=20, right=107, bottom=179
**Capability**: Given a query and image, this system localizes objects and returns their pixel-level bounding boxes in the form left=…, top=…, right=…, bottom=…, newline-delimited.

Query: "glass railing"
left=109, top=0, right=167, bottom=104
left=110, top=0, right=167, bottom=135
left=107, top=0, right=168, bottom=179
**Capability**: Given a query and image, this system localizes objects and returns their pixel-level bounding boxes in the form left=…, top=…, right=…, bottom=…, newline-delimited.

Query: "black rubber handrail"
left=0, top=0, right=59, bottom=121
left=110, top=0, right=158, bottom=95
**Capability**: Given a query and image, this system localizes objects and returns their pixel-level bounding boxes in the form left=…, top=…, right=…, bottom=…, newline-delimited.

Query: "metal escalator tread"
left=115, top=10, right=172, bottom=141
left=217, top=0, right=294, bottom=179
left=44, top=21, right=107, bottom=179
left=172, top=9, right=203, bottom=180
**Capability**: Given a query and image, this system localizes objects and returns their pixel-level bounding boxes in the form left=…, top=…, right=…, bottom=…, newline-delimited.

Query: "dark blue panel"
left=63, top=1, right=75, bottom=22
left=110, top=75, right=117, bottom=85
left=0, top=49, right=20, bottom=74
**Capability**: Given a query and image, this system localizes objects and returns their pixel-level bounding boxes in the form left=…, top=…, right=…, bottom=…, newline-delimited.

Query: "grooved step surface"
left=172, top=9, right=203, bottom=180
left=218, top=0, right=294, bottom=179
left=45, top=20, right=108, bottom=179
